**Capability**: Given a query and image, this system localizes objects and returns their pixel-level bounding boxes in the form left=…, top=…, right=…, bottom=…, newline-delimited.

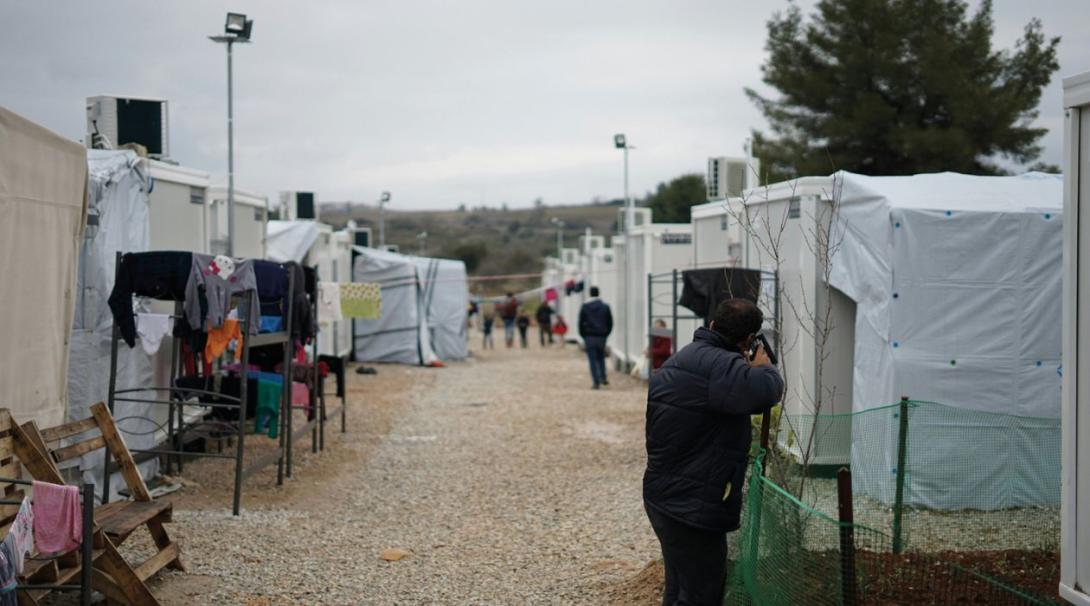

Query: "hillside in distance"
left=319, top=201, right=626, bottom=295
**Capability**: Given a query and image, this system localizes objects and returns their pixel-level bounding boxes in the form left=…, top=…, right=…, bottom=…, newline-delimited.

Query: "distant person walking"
left=516, top=312, right=531, bottom=349
left=499, top=292, right=520, bottom=348
left=578, top=287, right=613, bottom=389
left=536, top=302, right=555, bottom=346
left=481, top=313, right=495, bottom=350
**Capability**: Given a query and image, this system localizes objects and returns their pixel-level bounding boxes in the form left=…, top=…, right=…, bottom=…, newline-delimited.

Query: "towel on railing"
left=31, top=482, right=80, bottom=554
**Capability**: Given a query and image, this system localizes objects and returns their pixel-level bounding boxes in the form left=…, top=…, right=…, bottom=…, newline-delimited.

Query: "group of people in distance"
left=470, top=292, right=568, bottom=350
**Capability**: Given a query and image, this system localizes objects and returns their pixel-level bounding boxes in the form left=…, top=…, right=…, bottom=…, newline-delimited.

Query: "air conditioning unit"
left=278, top=191, right=318, bottom=220
left=617, top=207, right=652, bottom=232
left=86, top=96, right=169, bottom=158
left=707, top=156, right=759, bottom=200
left=351, top=227, right=372, bottom=248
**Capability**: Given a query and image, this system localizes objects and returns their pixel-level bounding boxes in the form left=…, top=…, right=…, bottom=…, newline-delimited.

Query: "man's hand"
left=749, top=343, right=772, bottom=367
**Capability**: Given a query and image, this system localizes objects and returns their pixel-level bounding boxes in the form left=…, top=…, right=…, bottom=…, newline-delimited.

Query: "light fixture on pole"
left=416, top=231, right=428, bottom=256
left=209, top=12, right=254, bottom=257
left=550, top=217, right=566, bottom=261
left=378, top=191, right=391, bottom=248
left=614, top=133, right=633, bottom=371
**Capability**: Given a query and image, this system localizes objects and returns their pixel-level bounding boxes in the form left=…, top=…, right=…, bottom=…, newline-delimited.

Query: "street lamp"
left=209, top=12, right=254, bottom=257
left=417, top=231, right=428, bottom=256
left=614, top=133, right=633, bottom=371
left=550, top=217, right=566, bottom=261
left=378, top=191, right=391, bottom=248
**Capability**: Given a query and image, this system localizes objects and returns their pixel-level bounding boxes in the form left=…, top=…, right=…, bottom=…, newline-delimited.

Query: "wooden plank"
left=11, top=424, right=64, bottom=485
left=0, top=409, right=12, bottom=434
left=0, top=436, right=14, bottom=461
left=51, top=435, right=106, bottom=462
left=39, top=417, right=98, bottom=444
left=90, top=403, right=151, bottom=502
left=93, top=537, right=160, bottom=606
left=96, top=501, right=171, bottom=539
left=90, top=567, right=130, bottom=605
left=22, top=557, right=59, bottom=582
left=134, top=542, right=179, bottom=581
left=146, top=520, right=184, bottom=572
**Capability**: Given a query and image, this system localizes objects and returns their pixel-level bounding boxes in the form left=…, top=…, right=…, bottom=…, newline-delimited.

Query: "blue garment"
left=259, top=316, right=285, bottom=333
left=584, top=336, right=608, bottom=386
left=0, top=535, right=17, bottom=605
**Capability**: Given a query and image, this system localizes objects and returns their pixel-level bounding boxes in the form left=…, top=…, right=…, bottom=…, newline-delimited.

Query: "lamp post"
left=378, top=191, right=391, bottom=248
left=614, top=133, right=633, bottom=371
left=209, top=12, right=253, bottom=257
left=550, top=217, right=566, bottom=260
left=417, top=231, right=428, bottom=256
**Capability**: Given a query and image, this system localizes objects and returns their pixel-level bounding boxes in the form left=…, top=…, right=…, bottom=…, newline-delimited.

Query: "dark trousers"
left=584, top=336, right=608, bottom=386
left=518, top=326, right=528, bottom=348
left=645, top=502, right=728, bottom=606
left=539, top=323, right=553, bottom=346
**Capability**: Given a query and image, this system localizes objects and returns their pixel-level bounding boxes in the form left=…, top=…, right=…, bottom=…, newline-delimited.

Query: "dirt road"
left=140, top=340, right=661, bottom=605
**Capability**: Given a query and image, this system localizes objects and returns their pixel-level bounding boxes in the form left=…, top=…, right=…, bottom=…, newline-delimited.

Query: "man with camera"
left=643, top=298, right=783, bottom=606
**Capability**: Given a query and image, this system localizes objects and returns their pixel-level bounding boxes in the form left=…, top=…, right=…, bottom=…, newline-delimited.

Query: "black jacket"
left=578, top=299, right=613, bottom=338
left=643, top=327, right=783, bottom=532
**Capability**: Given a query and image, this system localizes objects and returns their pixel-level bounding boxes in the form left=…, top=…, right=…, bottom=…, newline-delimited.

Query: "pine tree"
left=643, top=174, right=707, bottom=223
left=748, top=0, right=1060, bottom=180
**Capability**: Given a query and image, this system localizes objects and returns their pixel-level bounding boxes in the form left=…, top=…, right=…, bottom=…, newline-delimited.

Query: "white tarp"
left=266, top=219, right=320, bottom=263
left=0, top=106, right=87, bottom=429
left=352, top=247, right=438, bottom=365
left=70, top=149, right=159, bottom=500
left=413, top=256, right=469, bottom=360
left=827, top=171, right=1063, bottom=509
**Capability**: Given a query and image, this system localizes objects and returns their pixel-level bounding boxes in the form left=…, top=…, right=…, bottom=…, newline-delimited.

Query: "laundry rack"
left=104, top=251, right=295, bottom=516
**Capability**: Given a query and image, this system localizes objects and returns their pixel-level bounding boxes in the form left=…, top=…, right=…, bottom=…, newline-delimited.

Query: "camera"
left=749, top=333, right=778, bottom=365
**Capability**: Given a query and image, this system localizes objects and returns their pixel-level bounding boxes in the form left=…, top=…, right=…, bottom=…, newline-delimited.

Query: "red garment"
left=553, top=316, right=568, bottom=336
left=32, top=481, right=82, bottom=553
left=651, top=335, right=672, bottom=370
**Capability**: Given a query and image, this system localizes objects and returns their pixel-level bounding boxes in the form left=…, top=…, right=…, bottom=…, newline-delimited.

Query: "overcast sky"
left=3, top=1, right=1088, bottom=210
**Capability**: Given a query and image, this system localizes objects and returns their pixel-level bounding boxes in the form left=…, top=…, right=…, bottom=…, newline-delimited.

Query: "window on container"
left=254, top=208, right=266, bottom=221
left=788, top=197, right=801, bottom=219
left=720, top=215, right=728, bottom=230
left=189, top=187, right=204, bottom=205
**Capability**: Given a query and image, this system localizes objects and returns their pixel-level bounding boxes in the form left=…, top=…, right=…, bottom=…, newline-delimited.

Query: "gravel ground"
left=131, top=340, right=660, bottom=605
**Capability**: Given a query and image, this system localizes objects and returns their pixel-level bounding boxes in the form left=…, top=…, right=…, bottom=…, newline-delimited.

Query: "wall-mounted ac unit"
left=278, top=191, right=318, bottom=220
left=351, top=227, right=372, bottom=248
left=86, top=96, right=169, bottom=158
left=707, top=156, right=759, bottom=200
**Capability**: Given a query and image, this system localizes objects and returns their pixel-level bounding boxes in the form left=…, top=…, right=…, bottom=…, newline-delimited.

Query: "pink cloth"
left=292, top=381, right=311, bottom=414
left=545, top=288, right=558, bottom=302
left=31, top=481, right=81, bottom=554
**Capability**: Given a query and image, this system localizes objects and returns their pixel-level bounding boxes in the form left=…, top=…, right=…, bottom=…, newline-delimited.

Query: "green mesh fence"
left=726, top=400, right=1062, bottom=605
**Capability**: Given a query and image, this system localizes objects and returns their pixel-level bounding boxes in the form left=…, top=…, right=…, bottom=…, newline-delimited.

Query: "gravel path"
left=141, top=342, right=660, bottom=605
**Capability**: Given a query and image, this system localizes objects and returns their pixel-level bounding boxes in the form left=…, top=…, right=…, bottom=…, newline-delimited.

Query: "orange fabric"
left=205, top=318, right=243, bottom=362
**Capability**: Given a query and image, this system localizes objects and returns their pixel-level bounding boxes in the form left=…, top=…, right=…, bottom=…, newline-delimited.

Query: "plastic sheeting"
left=414, top=256, right=469, bottom=361
left=0, top=106, right=87, bottom=430
left=70, top=150, right=159, bottom=500
left=825, top=171, right=1064, bottom=509
left=266, top=220, right=320, bottom=263
left=352, top=247, right=438, bottom=365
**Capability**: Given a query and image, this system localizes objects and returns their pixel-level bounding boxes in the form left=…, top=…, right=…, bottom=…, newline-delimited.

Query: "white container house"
left=208, top=186, right=269, bottom=259
left=147, top=160, right=210, bottom=253
left=1062, top=69, right=1090, bottom=606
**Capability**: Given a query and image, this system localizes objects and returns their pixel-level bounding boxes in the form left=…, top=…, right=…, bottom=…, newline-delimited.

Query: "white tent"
left=70, top=149, right=162, bottom=498
left=266, top=219, right=320, bottom=263
left=414, top=256, right=469, bottom=361
left=0, top=106, right=87, bottom=429
left=353, top=247, right=439, bottom=365
left=829, top=172, right=1063, bottom=509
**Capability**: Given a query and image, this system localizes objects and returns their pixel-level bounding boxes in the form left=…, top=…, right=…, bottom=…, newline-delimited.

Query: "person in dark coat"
left=536, top=302, right=555, bottom=346
left=578, top=286, right=613, bottom=389
left=643, top=298, right=783, bottom=606
left=516, top=312, right=531, bottom=349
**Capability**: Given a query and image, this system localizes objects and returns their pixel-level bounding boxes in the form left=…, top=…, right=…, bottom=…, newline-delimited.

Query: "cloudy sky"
left=3, top=1, right=1088, bottom=210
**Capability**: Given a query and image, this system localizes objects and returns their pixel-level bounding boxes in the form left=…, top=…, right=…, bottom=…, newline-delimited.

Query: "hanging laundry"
left=564, top=279, right=576, bottom=295
left=318, top=282, right=343, bottom=323
left=340, top=283, right=381, bottom=319
left=544, top=287, right=558, bottom=302
left=136, top=313, right=172, bottom=355
left=259, top=315, right=285, bottom=333
left=7, top=498, right=33, bottom=574
left=184, top=253, right=260, bottom=337
left=31, top=481, right=81, bottom=554
left=205, top=318, right=243, bottom=362
left=292, top=381, right=311, bottom=415
left=0, top=536, right=16, bottom=605
left=108, top=251, right=193, bottom=347
left=573, top=280, right=585, bottom=293
left=254, top=376, right=281, bottom=438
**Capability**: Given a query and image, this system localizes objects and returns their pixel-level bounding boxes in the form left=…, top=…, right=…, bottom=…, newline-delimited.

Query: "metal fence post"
left=837, top=467, right=858, bottom=606
left=671, top=268, right=678, bottom=354
left=892, top=395, right=910, bottom=554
